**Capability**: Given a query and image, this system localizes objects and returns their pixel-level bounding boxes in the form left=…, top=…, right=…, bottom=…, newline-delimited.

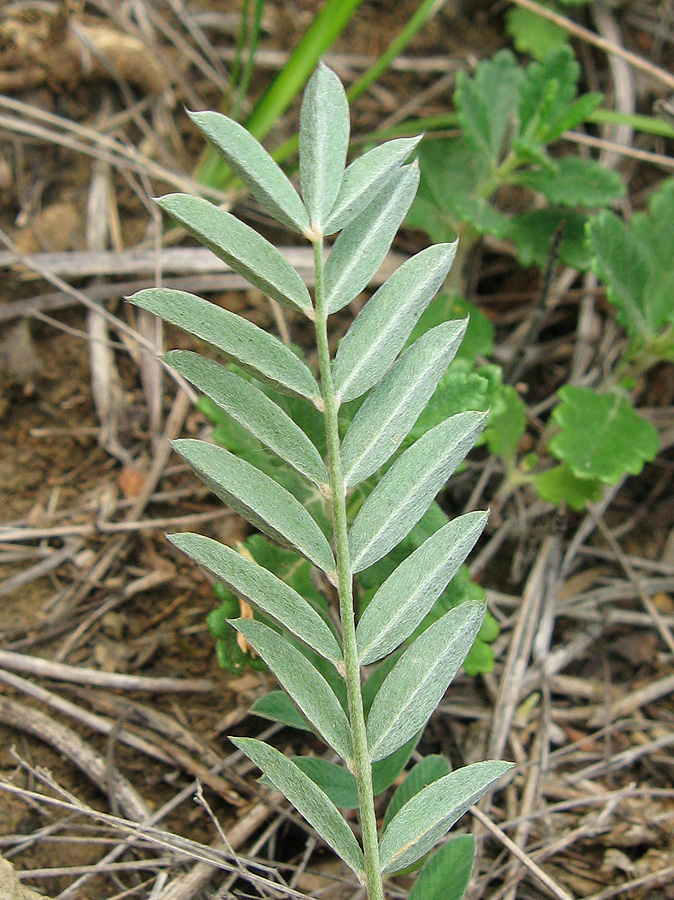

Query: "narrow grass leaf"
left=231, top=737, right=364, bottom=875
left=168, top=533, right=342, bottom=664
left=407, top=835, right=476, bottom=900
left=325, top=164, right=421, bottom=314
left=333, top=243, right=458, bottom=402
left=250, top=691, right=312, bottom=731
left=356, top=511, right=487, bottom=665
left=324, top=136, right=422, bottom=234
left=172, top=439, right=335, bottom=576
left=166, top=351, right=328, bottom=486
left=231, top=619, right=351, bottom=760
left=367, top=601, right=486, bottom=761
left=349, top=412, right=487, bottom=573
left=383, top=756, right=452, bottom=830
left=379, top=760, right=513, bottom=874
left=157, top=194, right=313, bottom=315
left=189, top=111, right=310, bottom=233
left=299, top=63, right=350, bottom=226
left=130, top=288, right=319, bottom=401
left=341, top=321, right=467, bottom=487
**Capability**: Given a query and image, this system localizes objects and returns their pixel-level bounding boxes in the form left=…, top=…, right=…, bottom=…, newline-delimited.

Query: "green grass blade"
left=379, top=760, right=513, bottom=874
left=332, top=242, right=458, bottom=402
left=325, top=164, right=420, bottom=314
left=231, top=737, right=365, bottom=875
left=157, top=194, right=313, bottom=315
left=129, top=288, right=319, bottom=401
left=168, top=533, right=341, bottom=664
left=348, top=412, right=487, bottom=573
left=341, top=320, right=467, bottom=487
left=165, top=351, right=328, bottom=486
left=366, top=601, right=486, bottom=762
left=356, top=511, right=487, bottom=665
left=231, top=619, right=351, bottom=759
left=172, top=439, right=335, bottom=577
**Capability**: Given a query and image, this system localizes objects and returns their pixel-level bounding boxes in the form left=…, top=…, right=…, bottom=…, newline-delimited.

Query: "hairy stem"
left=312, top=237, right=384, bottom=900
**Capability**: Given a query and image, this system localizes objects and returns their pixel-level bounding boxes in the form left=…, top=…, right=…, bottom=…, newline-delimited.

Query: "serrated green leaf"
left=172, top=439, right=336, bottom=576
left=299, top=63, right=350, bottom=227
left=549, top=387, right=659, bottom=484
left=518, top=46, right=583, bottom=143
left=408, top=835, right=476, bottom=900
left=366, top=601, right=486, bottom=762
left=356, top=511, right=487, bottom=665
left=378, top=760, right=513, bottom=874
left=484, top=384, right=526, bottom=462
left=518, top=156, right=624, bottom=208
left=349, top=412, right=487, bottom=573
left=168, top=533, right=341, bottom=664
left=325, top=136, right=423, bottom=234
left=188, top=110, right=309, bottom=233
left=455, top=51, right=521, bottom=164
left=510, top=208, right=591, bottom=270
left=408, top=137, right=508, bottom=241
left=590, top=185, right=674, bottom=346
left=383, top=755, right=452, bottom=831
left=231, top=619, right=351, bottom=759
left=341, top=321, right=468, bottom=487
left=129, top=288, right=319, bottom=401
left=325, top=164, right=420, bottom=314
left=166, top=351, right=328, bottom=486
left=506, top=7, right=568, bottom=60
left=532, top=464, right=603, bottom=510
left=157, top=194, right=313, bottom=315
left=231, top=737, right=364, bottom=875
left=250, top=690, right=312, bottom=731
left=333, top=243, right=458, bottom=402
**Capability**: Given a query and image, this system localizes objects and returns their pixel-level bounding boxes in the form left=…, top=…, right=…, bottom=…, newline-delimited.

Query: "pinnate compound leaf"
left=188, top=110, right=309, bottom=233
left=172, top=439, right=335, bottom=576
left=366, top=601, right=486, bottom=762
left=333, top=243, right=458, bottom=402
left=231, top=619, right=351, bottom=760
left=341, top=321, right=467, bottom=487
left=325, top=164, right=420, bottom=314
left=383, top=755, right=452, bottom=831
left=349, top=412, right=487, bottom=573
left=356, top=511, right=487, bottom=665
left=299, top=63, right=350, bottom=227
left=231, top=737, right=364, bottom=875
left=379, top=760, right=513, bottom=874
left=168, top=533, right=342, bottom=664
left=549, top=387, right=659, bottom=485
left=324, top=135, right=423, bottom=234
left=157, top=194, right=313, bottom=315
left=250, top=690, right=312, bottom=731
left=407, top=835, right=476, bottom=900
left=165, top=351, right=328, bottom=486
left=129, top=288, right=319, bottom=401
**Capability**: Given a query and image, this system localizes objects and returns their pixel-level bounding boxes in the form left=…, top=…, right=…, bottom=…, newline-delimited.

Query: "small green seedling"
left=131, top=64, right=511, bottom=900
left=405, top=46, right=659, bottom=511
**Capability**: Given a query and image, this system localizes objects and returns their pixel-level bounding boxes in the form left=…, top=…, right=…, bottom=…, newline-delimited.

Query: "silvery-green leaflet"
left=131, top=63, right=511, bottom=900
